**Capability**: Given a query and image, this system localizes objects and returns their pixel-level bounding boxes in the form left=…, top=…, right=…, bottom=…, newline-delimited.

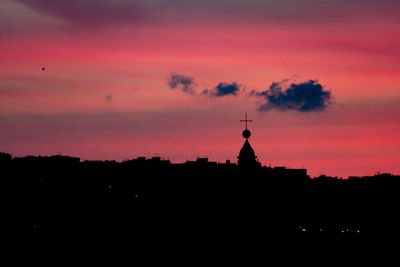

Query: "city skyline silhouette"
left=1, top=111, right=400, bottom=257
left=1, top=121, right=399, bottom=241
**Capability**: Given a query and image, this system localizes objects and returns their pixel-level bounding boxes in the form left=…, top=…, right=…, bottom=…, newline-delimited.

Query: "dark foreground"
left=1, top=154, right=399, bottom=259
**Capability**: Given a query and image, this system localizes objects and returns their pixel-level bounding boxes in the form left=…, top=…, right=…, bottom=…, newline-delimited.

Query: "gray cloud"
left=167, top=72, right=195, bottom=94
left=105, top=94, right=112, bottom=102
left=16, top=0, right=153, bottom=28
left=251, top=79, right=332, bottom=112
left=163, top=0, right=400, bottom=25
left=14, top=0, right=400, bottom=29
left=202, top=82, right=240, bottom=97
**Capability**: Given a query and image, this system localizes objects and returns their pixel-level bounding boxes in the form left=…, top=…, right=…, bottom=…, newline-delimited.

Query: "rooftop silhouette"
left=0, top=114, right=399, bottom=249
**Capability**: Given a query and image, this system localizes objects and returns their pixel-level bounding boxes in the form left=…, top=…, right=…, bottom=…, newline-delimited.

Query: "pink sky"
left=1, top=0, right=400, bottom=177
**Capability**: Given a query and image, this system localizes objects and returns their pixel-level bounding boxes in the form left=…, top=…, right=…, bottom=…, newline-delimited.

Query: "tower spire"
left=237, top=112, right=260, bottom=168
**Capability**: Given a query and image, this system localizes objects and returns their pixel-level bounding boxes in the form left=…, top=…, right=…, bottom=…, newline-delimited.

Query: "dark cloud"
left=167, top=72, right=194, bottom=94
left=202, top=82, right=240, bottom=97
left=105, top=94, right=112, bottom=102
left=11, top=0, right=400, bottom=30
left=251, top=80, right=332, bottom=112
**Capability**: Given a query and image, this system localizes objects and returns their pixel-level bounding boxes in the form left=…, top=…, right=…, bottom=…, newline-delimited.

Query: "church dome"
left=238, top=139, right=260, bottom=168
left=238, top=139, right=256, bottom=160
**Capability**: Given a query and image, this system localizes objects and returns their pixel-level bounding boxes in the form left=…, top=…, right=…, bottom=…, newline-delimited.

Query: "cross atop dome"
left=240, top=112, right=252, bottom=139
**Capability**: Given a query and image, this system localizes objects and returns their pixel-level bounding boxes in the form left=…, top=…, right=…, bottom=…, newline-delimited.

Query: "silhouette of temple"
left=238, top=113, right=261, bottom=168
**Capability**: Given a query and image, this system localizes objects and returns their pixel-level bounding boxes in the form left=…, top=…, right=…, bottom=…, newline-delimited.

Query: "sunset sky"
left=1, top=0, right=400, bottom=177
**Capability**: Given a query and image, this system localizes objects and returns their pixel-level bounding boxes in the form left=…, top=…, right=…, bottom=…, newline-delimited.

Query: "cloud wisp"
left=167, top=72, right=195, bottom=94
left=105, top=94, right=112, bottom=103
left=251, top=80, right=332, bottom=112
left=16, top=0, right=152, bottom=28
left=202, top=82, right=240, bottom=97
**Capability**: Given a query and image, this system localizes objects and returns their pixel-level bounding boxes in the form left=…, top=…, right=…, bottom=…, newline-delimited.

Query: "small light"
left=320, top=229, right=323, bottom=232
left=357, top=230, right=360, bottom=233
left=302, top=228, right=306, bottom=232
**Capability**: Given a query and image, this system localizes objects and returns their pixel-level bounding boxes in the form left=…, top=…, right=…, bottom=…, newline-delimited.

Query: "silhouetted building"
left=185, top=157, right=218, bottom=168
left=0, top=152, right=12, bottom=163
left=237, top=113, right=261, bottom=168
